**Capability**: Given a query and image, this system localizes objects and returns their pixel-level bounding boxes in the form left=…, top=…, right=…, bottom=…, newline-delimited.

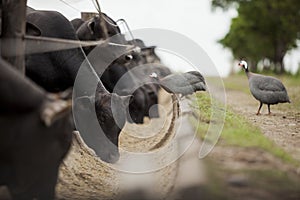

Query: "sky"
left=27, top=0, right=300, bottom=76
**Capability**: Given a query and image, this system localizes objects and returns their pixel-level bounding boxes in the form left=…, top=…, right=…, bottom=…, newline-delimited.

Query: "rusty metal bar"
left=24, top=35, right=107, bottom=55
left=1, top=35, right=134, bottom=56
left=24, top=35, right=134, bottom=55
left=1, top=0, right=27, bottom=74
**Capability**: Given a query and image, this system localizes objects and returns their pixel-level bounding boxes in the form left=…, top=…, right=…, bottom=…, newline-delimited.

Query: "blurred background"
left=27, top=0, right=300, bottom=76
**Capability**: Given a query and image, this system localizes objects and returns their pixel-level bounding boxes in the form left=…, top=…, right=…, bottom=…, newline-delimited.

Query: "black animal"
left=25, top=10, right=82, bottom=92
left=0, top=58, right=73, bottom=200
left=96, top=51, right=150, bottom=123
left=80, top=41, right=147, bottom=124
left=128, top=39, right=172, bottom=80
left=72, top=13, right=120, bottom=41
left=73, top=83, right=130, bottom=163
left=25, top=9, right=129, bottom=163
left=129, top=39, right=162, bottom=64
left=113, top=61, right=160, bottom=119
left=127, top=39, right=174, bottom=118
left=102, top=48, right=162, bottom=121
left=71, top=13, right=121, bottom=54
left=122, top=39, right=167, bottom=119
left=238, top=60, right=290, bottom=115
left=71, top=15, right=151, bottom=123
left=70, top=18, right=84, bottom=31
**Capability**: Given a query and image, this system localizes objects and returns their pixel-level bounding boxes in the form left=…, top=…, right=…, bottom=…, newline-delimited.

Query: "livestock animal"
left=0, top=58, right=73, bottom=200
left=128, top=39, right=162, bottom=65
left=25, top=9, right=129, bottom=163
left=71, top=13, right=120, bottom=54
left=72, top=16, right=153, bottom=123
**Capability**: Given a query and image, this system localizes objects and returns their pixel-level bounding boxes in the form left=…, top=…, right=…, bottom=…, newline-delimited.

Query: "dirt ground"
left=1, top=77, right=299, bottom=200
left=54, top=78, right=300, bottom=200
left=0, top=90, right=181, bottom=200
left=55, top=90, right=180, bottom=200
left=224, top=87, right=300, bottom=163
left=204, top=77, right=300, bottom=200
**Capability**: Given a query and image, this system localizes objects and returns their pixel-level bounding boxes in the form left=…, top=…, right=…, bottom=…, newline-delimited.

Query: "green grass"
left=220, top=75, right=251, bottom=94
left=192, top=93, right=298, bottom=166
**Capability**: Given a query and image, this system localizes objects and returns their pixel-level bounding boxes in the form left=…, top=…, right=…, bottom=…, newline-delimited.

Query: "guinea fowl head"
left=149, top=72, right=159, bottom=80
left=238, top=60, right=248, bottom=71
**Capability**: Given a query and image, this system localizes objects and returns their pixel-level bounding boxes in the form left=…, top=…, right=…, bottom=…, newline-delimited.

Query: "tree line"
left=212, top=0, right=300, bottom=74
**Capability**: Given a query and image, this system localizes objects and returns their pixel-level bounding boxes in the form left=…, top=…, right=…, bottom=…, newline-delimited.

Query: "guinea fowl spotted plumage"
left=150, top=71, right=206, bottom=96
left=238, top=60, right=291, bottom=115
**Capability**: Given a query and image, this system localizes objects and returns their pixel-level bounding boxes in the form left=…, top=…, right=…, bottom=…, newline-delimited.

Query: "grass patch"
left=192, top=93, right=298, bottom=166
left=220, top=75, right=251, bottom=94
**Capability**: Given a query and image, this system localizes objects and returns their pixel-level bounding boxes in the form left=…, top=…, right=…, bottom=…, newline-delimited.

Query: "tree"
left=213, top=0, right=300, bottom=74
left=219, top=13, right=273, bottom=72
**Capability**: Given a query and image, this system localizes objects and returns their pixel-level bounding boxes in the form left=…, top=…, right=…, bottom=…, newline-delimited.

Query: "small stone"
left=282, top=116, right=286, bottom=119
left=227, top=174, right=249, bottom=187
left=74, top=182, right=80, bottom=186
left=291, top=133, right=295, bottom=136
left=297, top=168, right=300, bottom=175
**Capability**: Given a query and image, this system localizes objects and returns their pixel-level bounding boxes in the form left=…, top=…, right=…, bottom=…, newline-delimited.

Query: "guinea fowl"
left=238, top=60, right=291, bottom=115
left=150, top=71, right=206, bottom=96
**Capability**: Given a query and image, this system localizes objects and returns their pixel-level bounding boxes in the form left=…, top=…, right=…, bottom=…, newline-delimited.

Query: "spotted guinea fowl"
left=238, top=60, right=290, bottom=115
left=150, top=71, right=206, bottom=96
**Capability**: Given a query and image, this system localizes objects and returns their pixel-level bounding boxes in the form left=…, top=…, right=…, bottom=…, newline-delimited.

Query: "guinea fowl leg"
left=256, top=102, right=263, bottom=115
left=267, top=104, right=272, bottom=115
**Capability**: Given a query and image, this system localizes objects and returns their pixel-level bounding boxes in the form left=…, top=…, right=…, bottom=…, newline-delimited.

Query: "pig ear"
left=150, top=47, right=156, bottom=54
left=120, top=95, right=133, bottom=106
left=26, top=22, right=41, bottom=36
left=145, top=46, right=156, bottom=54
left=87, top=20, right=95, bottom=34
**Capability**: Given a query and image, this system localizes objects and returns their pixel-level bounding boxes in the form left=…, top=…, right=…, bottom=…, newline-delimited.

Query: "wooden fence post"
left=1, top=0, right=27, bottom=74
left=81, top=12, right=97, bottom=21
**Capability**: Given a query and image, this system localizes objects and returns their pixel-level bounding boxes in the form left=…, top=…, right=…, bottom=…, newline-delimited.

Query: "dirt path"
left=55, top=90, right=208, bottom=200
left=198, top=82, right=300, bottom=200
left=3, top=81, right=298, bottom=199
left=224, top=89, right=300, bottom=163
